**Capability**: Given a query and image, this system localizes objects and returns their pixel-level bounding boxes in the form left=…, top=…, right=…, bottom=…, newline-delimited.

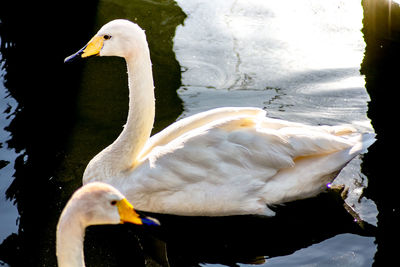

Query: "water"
left=0, top=39, right=19, bottom=244
left=0, top=0, right=398, bottom=266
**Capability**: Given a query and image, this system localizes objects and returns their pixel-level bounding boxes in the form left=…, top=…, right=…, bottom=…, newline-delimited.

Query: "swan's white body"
left=68, top=19, right=375, bottom=216
left=56, top=182, right=158, bottom=267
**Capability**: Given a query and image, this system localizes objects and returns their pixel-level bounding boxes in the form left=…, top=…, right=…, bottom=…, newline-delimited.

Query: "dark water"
left=0, top=0, right=398, bottom=266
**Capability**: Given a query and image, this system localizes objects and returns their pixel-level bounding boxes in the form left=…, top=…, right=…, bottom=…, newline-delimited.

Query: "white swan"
left=56, top=182, right=159, bottom=267
left=65, top=19, right=375, bottom=216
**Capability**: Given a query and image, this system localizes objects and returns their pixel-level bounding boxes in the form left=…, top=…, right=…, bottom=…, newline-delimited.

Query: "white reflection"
left=266, top=0, right=364, bottom=70
left=174, top=0, right=367, bottom=115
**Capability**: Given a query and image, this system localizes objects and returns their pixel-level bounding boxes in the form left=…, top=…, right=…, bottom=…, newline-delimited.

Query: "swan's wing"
left=122, top=114, right=364, bottom=216
left=138, top=107, right=266, bottom=160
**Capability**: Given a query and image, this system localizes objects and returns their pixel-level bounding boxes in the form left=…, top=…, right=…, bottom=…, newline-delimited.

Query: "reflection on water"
left=266, top=233, right=376, bottom=266
left=0, top=38, right=19, bottom=243
left=0, top=0, right=397, bottom=266
left=176, top=0, right=364, bottom=88
left=0, top=1, right=100, bottom=265
left=175, top=0, right=371, bottom=128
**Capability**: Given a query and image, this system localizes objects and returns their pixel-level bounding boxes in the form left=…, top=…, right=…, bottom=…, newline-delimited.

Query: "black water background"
left=361, top=0, right=400, bottom=265
left=0, top=0, right=398, bottom=266
left=0, top=0, right=184, bottom=265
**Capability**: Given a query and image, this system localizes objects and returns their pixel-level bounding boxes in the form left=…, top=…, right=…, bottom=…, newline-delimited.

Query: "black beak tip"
left=64, top=53, right=80, bottom=63
left=64, top=47, right=85, bottom=63
left=64, top=55, right=74, bottom=63
left=142, top=217, right=161, bottom=226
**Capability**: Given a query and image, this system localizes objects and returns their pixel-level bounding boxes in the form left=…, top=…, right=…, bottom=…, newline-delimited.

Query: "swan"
left=65, top=19, right=375, bottom=216
left=56, top=182, right=160, bottom=267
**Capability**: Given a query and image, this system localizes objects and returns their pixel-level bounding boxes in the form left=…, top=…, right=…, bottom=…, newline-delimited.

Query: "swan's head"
left=58, top=182, right=159, bottom=228
left=56, top=183, right=159, bottom=267
left=64, top=19, right=147, bottom=62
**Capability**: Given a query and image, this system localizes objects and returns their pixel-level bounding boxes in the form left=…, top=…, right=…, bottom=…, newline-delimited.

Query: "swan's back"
left=138, top=107, right=266, bottom=161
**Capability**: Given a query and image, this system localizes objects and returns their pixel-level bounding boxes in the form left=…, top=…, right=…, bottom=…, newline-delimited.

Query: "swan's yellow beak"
left=117, top=198, right=160, bottom=226
left=64, top=36, right=104, bottom=63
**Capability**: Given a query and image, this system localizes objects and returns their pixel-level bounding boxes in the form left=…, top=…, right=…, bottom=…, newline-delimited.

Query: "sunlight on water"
left=175, top=0, right=365, bottom=77
left=174, top=0, right=369, bottom=126
left=267, top=0, right=364, bottom=70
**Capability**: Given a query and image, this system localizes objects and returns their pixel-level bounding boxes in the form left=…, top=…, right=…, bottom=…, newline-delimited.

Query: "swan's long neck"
left=56, top=209, right=86, bottom=267
left=113, top=48, right=155, bottom=168
left=83, top=41, right=155, bottom=183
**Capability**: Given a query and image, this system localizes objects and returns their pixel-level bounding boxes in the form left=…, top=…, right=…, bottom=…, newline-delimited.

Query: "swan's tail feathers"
left=260, top=132, right=375, bottom=205
left=349, top=132, right=376, bottom=156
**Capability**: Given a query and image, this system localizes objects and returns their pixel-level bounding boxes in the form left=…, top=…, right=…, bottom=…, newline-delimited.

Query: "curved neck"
left=112, top=49, right=155, bottom=169
left=56, top=211, right=86, bottom=267
left=83, top=43, right=155, bottom=182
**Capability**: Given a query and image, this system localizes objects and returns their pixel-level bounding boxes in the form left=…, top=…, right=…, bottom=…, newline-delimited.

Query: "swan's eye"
left=104, top=35, right=112, bottom=40
left=110, top=200, right=117, bottom=206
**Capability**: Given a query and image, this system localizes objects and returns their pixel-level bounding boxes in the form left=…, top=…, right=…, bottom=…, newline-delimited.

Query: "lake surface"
left=0, top=0, right=398, bottom=266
